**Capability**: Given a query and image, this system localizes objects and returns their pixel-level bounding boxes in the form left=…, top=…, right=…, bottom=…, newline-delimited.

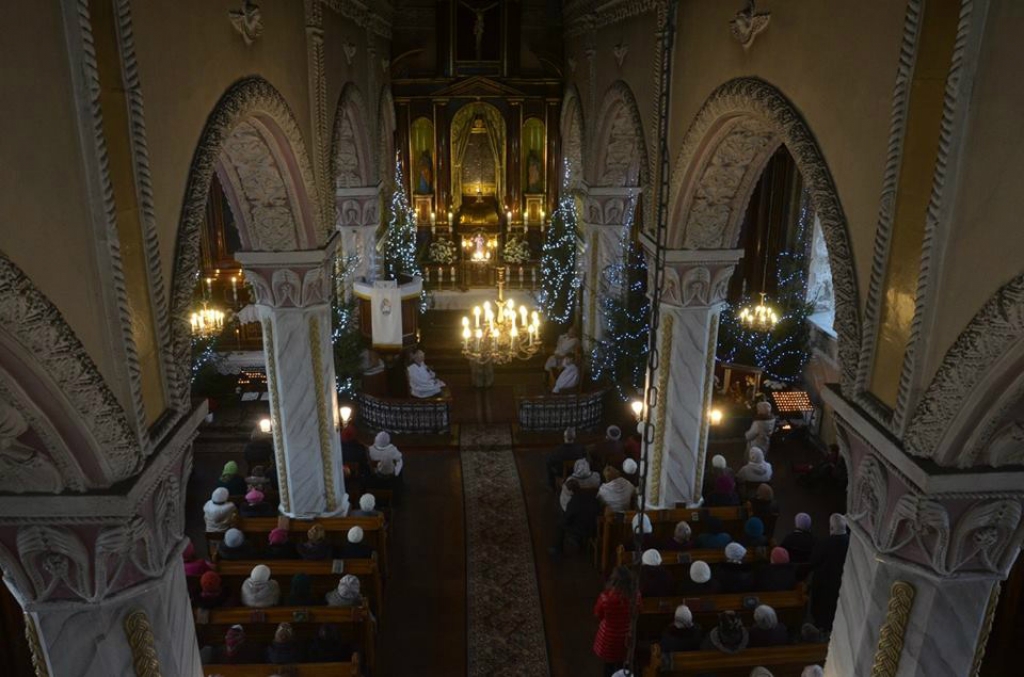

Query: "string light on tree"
left=380, top=152, right=422, bottom=283
left=539, top=160, right=582, bottom=325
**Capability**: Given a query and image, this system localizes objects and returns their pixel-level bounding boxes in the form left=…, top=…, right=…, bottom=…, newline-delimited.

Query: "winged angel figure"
left=730, top=0, right=771, bottom=51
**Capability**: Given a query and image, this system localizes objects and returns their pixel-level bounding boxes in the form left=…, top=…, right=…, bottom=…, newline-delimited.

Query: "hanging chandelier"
left=191, top=302, right=225, bottom=338
left=461, top=267, right=541, bottom=365
left=739, top=291, right=779, bottom=332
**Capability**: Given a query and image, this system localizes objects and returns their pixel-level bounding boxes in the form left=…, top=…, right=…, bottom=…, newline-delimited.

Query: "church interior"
left=2, top=1, right=1023, bottom=675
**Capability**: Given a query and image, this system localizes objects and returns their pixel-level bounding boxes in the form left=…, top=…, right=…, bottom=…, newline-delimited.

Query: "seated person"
left=663, top=520, right=693, bottom=551
left=182, top=539, right=213, bottom=578
left=544, top=325, right=579, bottom=375
left=560, top=458, right=600, bottom=511
left=621, top=458, right=639, bottom=486
left=745, top=400, right=776, bottom=452
left=736, top=447, right=773, bottom=484
left=240, top=488, right=277, bottom=518
left=267, top=622, right=303, bottom=664
left=705, top=454, right=735, bottom=495
left=748, top=604, right=790, bottom=647
left=200, top=624, right=262, bottom=665
left=716, top=542, right=754, bottom=593
left=265, top=527, right=297, bottom=559
left=754, top=547, right=797, bottom=592
left=217, top=528, right=254, bottom=561
left=750, top=483, right=779, bottom=537
left=286, top=573, right=315, bottom=606
left=407, top=349, right=446, bottom=398
left=244, top=464, right=273, bottom=493
left=678, top=560, right=720, bottom=596
left=341, top=424, right=371, bottom=479
left=704, top=473, right=741, bottom=507
left=660, top=604, right=703, bottom=653
left=307, top=624, right=354, bottom=663
left=550, top=478, right=603, bottom=555
left=781, top=513, right=817, bottom=564
left=369, top=431, right=404, bottom=476
left=627, top=513, right=661, bottom=552
left=545, top=427, right=586, bottom=490
left=751, top=669, right=776, bottom=677
left=803, top=666, right=825, bottom=677
left=551, top=354, right=580, bottom=393
left=298, top=524, right=333, bottom=561
left=325, top=574, right=362, bottom=607
left=216, top=461, right=248, bottom=496
left=337, top=526, right=374, bottom=559
left=592, top=425, right=625, bottom=471
left=596, top=465, right=636, bottom=513
left=203, top=488, right=237, bottom=532
left=241, top=564, right=280, bottom=608
left=351, top=493, right=379, bottom=517
left=702, top=610, right=749, bottom=654
left=694, top=516, right=732, bottom=549
left=197, top=571, right=229, bottom=609
left=639, top=549, right=675, bottom=597
left=741, top=517, right=768, bottom=548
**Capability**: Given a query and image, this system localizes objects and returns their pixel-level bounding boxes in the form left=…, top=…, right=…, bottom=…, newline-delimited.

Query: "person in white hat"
left=338, top=525, right=373, bottom=559
left=716, top=542, right=754, bottom=593
left=736, top=447, right=773, bottom=484
left=545, top=427, right=586, bottom=490
left=560, top=458, right=600, bottom=511
left=203, top=487, right=237, bottom=532
left=351, top=493, right=379, bottom=517
left=659, top=604, right=704, bottom=653
left=749, top=604, right=789, bottom=647
left=325, top=574, right=362, bottom=607
left=369, top=431, right=403, bottom=475
left=629, top=512, right=660, bottom=551
left=240, top=564, right=280, bottom=608
left=621, top=457, right=639, bottom=485
left=639, top=548, right=674, bottom=597
left=750, top=667, right=775, bottom=677
left=679, top=560, right=720, bottom=596
left=704, top=453, right=735, bottom=495
left=801, top=666, right=824, bottom=677
left=216, top=527, right=253, bottom=560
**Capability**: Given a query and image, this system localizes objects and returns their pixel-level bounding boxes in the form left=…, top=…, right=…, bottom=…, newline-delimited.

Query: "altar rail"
left=356, top=392, right=451, bottom=434
left=421, top=260, right=542, bottom=290
left=516, top=389, right=607, bottom=432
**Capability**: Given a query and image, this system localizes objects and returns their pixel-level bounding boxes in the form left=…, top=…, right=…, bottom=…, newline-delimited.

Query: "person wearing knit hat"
left=781, top=513, right=817, bottom=564
left=240, top=487, right=277, bottom=517
left=341, top=423, right=371, bottom=479
left=286, top=573, right=315, bottom=606
left=749, top=604, right=789, bottom=647
left=217, top=528, right=253, bottom=561
left=750, top=483, right=779, bottom=538
left=808, top=513, right=850, bottom=631
left=216, top=460, right=248, bottom=496
left=596, top=465, right=636, bottom=513
left=694, top=516, right=732, bottom=549
left=298, top=524, right=332, bottom=561
left=339, top=525, right=374, bottom=559
left=717, top=543, right=754, bottom=593
left=704, top=472, right=740, bottom=507
left=241, top=564, right=280, bottom=608
left=325, top=574, right=362, bottom=606
left=703, top=610, right=749, bottom=654
left=627, top=512, right=660, bottom=551
left=197, top=571, right=228, bottom=609
left=203, top=487, right=237, bottom=532
left=755, top=546, right=797, bottom=592
left=664, top=520, right=693, bottom=551
left=741, top=517, right=768, bottom=548
left=679, top=560, right=720, bottom=596
left=736, top=447, right=773, bottom=483
left=265, top=527, right=297, bottom=559
left=801, top=666, right=824, bottom=677
left=559, top=458, right=600, bottom=511
left=606, top=425, right=622, bottom=441
left=369, top=431, right=404, bottom=475
left=267, top=622, right=303, bottom=664
left=182, top=539, right=214, bottom=578
left=659, top=603, right=704, bottom=653
left=638, top=547, right=674, bottom=597
left=351, top=493, right=379, bottom=516
left=621, top=457, right=639, bottom=485
left=750, top=668, right=775, bottom=677
left=244, top=464, right=272, bottom=493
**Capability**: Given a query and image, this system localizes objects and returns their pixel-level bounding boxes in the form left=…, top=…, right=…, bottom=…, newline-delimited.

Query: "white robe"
left=545, top=334, right=580, bottom=370
left=203, top=500, right=237, bottom=532
left=408, top=362, right=444, bottom=398
left=597, top=477, right=636, bottom=512
left=369, top=443, right=404, bottom=476
left=552, top=364, right=580, bottom=393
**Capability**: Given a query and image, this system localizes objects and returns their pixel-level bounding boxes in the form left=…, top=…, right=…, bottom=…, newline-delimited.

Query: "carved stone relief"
left=334, top=114, right=362, bottom=188
left=594, top=82, right=647, bottom=189
left=730, top=0, right=770, bottom=50
left=0, top=402, right=63, bottom=494
left=229, top=0, right=263, bottom=46
left=560, top=87, right=585, bottom=190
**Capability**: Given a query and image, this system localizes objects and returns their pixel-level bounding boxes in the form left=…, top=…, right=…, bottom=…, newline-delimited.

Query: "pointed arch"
left=331, top=83, right=374, bottom=189
left=592, top=81, right=648, bottom=188
left=559, top=84, right=586, bottom=191
left=377, top=86, right=397, bottom=187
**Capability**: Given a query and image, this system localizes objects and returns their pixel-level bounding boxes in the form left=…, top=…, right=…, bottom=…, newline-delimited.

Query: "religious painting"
left=522, top=117, right=545, bottom=194
left=456, top=1, right=501, bottom=62
left=410, top=117, right=435, bottom=195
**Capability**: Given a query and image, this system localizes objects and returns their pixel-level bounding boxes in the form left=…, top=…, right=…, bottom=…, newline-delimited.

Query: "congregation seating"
left=615, top=545, right=760, bottom=567
left=645, top=643, right=828, bottom=677
left=636, top=585, right=809, bottom=639
left=203, top=659, right=362, bottom=677
left=515, top=388, right=607, bottom=431
left=355, top=391, right=451, bottom=434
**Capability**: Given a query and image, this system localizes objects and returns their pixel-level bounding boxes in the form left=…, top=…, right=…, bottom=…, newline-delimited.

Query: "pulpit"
left=353, top=276, right=422, bottom=353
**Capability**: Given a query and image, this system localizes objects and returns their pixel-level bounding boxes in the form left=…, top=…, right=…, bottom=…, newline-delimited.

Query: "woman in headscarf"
left=338, top=526, right=373, bottom=559
left=745, top=400, right=776, bottom=452
left=748, top=604, right=789, bottom=647
left=592, top=566, right=638, bottom=676
left=703, top=610, right=749, bottom=654
left=351, top=493, right=379, bottom=517
left=663, top=520, right=693, bottom=551
left=802, top=666, right=825, bottom=677
left=216, top=460, right=248, bottom=496
left=217, top=528, right=253, bottom=561
left=638, top=549, right=675, bottom=597
left=750, top=668, right=776, bottom=677
left=240, top=488, right=277, bottom=518
left=755, top=547, right=797, bottom=592
left=307, top=623, right=354, bottom=662
left=197, top=571, right=228, bottom=609
left=265, top=527, right=296, bottom=559
left=596, top=465, right=636, bottom=513
left=694, top=516, right=732, bottom=549
left=286, top=573, right=315, bottom=606
left=660, top=604, right=703, bottom=653
left=203, top=487, right=237, bottom=532
left=560, top=458, right=600, bottom=511
left=202, top=624, right=261, bottom=664
left=182, top=539, right=213, bottom=578
left=736, top=447, right=773, bottom=484
left=326, top=574, right=362, bottom=607
left=627, top=513, right=660, bottom=552
left=750, top=483, right=780, bottom=537
left=781, top=513, right=817, bottom=564
left=705, top=454, right=734, bottom=494
left=368, top=431, right=404, bottom=475
left=741, top=517, right=768, bottom=548
left=704, top=473, right=741, bottom=507
left=266, top=622, right=303, bottom=664
left=716, top=542, right=754, bottom=593
left=678, top=560, right=720, bottom=596
left=298, top=524, right=332, bottom=560
left=807, top=513, right=850, bottom=632
left=240, top=564, right=280, bottom=608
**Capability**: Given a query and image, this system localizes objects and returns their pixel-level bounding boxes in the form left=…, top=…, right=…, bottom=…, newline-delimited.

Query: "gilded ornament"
left=23, top=613, right=50, bottom=677
left=870, top=580, right=916, bottom=677
left=309, top=315, right=337, bottom=512
left=124, top=609, right=163, bottom=677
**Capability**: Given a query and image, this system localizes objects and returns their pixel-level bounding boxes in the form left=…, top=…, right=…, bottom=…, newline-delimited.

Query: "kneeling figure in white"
left=552, top=355, right=580, bottom=394
left=408, top=349, right=445, bottom=398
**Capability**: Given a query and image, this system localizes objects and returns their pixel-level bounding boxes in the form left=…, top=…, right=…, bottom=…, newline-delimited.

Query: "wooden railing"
left=355, top=391, right=451, bottom=434
left=515, top=388, right=606, bottom=432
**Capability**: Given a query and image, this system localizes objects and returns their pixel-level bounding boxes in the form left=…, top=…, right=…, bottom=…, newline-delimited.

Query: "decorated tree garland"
left=379, top=153, right=422, bottom=282
left=540, top=178, right=582, bottom=325
left=331, top=255, right=365, bottom=396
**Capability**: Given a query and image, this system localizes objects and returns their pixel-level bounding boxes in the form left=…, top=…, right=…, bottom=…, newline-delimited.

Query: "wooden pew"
left=645, top=642, right=827, bottom=677
left=600, top=505, right=751, bottom=573
left=615, top=545, right=761, bottom=567
left=206, top=514, right=389, bottom=577
left=195, top=604, right=374, bottom=673
left=202, top=658, right=360, bottom=677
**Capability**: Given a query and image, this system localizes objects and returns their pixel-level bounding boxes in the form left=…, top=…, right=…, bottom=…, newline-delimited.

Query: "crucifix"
left=460, top=1, right=498, bottom=61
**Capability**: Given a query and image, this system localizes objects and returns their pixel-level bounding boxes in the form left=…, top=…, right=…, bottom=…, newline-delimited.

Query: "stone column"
left=434, top=98, right=450, bottom=216
left=236, top=238, right=349, bottom=518
left=0, top=410, right=205, bottom=677
left=580, top=187, right=640, bottom=345
left=641, top=246, right=744, bottom=508
left=823, top=389, right=1024, bottom=677
left=336, top=184, right=383, bottom=283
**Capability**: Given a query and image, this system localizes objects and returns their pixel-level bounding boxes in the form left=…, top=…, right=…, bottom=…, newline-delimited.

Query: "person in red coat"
left=593, top=566, right=639, bottom=676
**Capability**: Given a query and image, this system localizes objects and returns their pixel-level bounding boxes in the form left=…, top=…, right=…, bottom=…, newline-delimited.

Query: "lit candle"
left=230, top=276, right=238, bottom=305
left=473, top=306, right=481, bottom=328
left=519, top=306, right=527, bottom=327
left=528, top=324, right=534, bottom=347
left=448, top=211, right=453, bottom=227
left=475, top=328, right=482, bottom=351
left=507, top=210, right=512, bottom=224
left=531, top=311, right=539, bottom=325
left=462, top=326, right=471, bottom=349
left=204, top=277, right=212, bottom=299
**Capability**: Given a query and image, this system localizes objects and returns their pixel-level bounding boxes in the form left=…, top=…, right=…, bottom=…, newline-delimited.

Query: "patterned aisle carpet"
left=461, top=424, right=551, bottom=677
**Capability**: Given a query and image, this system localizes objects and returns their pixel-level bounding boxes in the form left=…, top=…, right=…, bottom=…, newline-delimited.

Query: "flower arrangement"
left=427, top=237, right=457, bottom=265
left=503, top=235, right=531, bottom=264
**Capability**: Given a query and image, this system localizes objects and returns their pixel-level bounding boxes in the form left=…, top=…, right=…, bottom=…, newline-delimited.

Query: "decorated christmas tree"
left=379, top=153, right=421, bottom=282
left=331, top=255, right=365, bottom=396
left=540, top=188, right=581, bottom=326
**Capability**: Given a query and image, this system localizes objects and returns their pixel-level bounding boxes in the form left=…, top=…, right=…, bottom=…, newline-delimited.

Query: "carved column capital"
left=641, top=239, right=744, bottom=309
left=236, top=235, right=339, bottom=309
left=582, top=187, right=642, bottom=227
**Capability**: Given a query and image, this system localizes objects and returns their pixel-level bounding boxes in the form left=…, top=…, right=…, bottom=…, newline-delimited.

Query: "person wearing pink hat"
left=240, top=487, right=276, bottom=517
left=755, top=547, right=797, bottom=592
left=182, top=539, right=213, bottom=578
left=265, top=527, right=297, bottom=559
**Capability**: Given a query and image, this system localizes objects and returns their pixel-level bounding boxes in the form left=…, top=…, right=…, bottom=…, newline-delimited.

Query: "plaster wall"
left=0, top=0, right=125, bottom=405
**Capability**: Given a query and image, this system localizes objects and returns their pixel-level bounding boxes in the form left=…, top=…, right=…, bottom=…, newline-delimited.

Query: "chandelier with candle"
left=461, top=267, right=542, bottom=365
left=738, top=201, right=780, bottom=332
